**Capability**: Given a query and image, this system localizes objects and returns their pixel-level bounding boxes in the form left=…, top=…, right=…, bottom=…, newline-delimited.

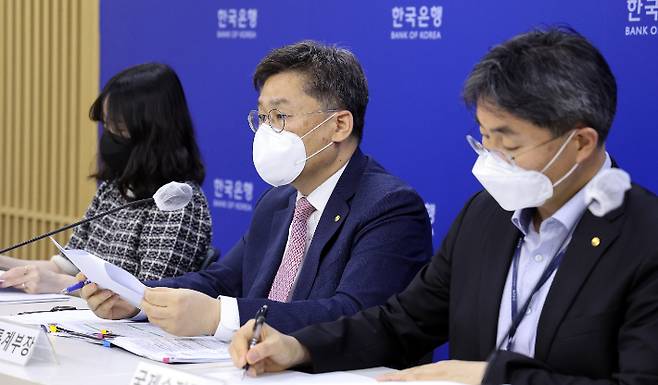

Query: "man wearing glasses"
left=80, top=41, right=433, bottom=340
left=228, top=28, right=658, bottom=385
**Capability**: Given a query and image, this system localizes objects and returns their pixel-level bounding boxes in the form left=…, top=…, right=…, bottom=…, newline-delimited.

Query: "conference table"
left=0, top=296, right=435, bottom=385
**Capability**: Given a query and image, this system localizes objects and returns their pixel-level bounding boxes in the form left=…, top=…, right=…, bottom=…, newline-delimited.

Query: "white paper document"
left=49, top=237, right=146, bottom=307
left=60, top=319, right=166, bottom=336
left=0, top=288, right=70, bottom=304
left=8, top=309, right=231, bottom=364
left=206, top=369, right=378, bottom=384
left=112, top=335, right=231, bottom=363
left=70, top=321, right=231, bottom=363
left=205, top=369, right=466, bottom=384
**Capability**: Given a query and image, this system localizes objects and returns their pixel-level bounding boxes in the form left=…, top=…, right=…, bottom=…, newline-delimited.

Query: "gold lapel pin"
left=591, top=237, right=601, bottom=247
left=334, top=215, right=341, bottom=222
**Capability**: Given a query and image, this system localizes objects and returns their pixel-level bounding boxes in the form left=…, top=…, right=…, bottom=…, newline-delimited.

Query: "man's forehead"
left=258, top=77, right=319, bottom=110
left=476, top=104, right=554, bottom=141
left=476, top=105, right=517, bottom=134
left=257, top=97, right=291, bottom=108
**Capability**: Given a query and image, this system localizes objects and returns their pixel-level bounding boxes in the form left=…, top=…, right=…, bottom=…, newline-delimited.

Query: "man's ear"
left=332, top=110, right=354, bottom=143
left=574, top=127, right=599, bottom=163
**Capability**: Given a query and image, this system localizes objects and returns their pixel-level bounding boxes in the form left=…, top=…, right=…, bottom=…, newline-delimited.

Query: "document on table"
left=206, top=369, right=377, bottom=383
left=64, top=320, right=231, bottom=363
left=204, top=368, right=467, bottom=384
left=50, top=237, right=146, bottom=307
left=205, top=368, right=322, bottom=384
left=111, top=335, right=231, bottom=363
left=0, top=287, right=70, bottom=304
left=7, top=309, right=231, bottom=364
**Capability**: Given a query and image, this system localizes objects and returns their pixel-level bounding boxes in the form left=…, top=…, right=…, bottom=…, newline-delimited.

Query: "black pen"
left=17, top=305, right=86, bottom=315
left=243, top=304, right=269, bottom=377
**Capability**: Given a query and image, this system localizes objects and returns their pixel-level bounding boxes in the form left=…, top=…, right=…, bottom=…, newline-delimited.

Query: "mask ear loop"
left=552, top=163, right=579, bottom=188
left=542, top=130, right=579, bottom=188
left=295, top=142, right=335, bottom=165
left=295, top=112, right=338, bottom=166
left=300, top=112, right=338, bottom=140
left=540, top=130, right=577, bottom=173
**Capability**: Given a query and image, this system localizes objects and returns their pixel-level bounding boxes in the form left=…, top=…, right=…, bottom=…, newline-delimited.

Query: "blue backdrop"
left=100, top=0, right=658, bottom=358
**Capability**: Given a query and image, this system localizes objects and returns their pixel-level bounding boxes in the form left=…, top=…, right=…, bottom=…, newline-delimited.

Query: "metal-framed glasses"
left=248, top=108, right=338, bottom=133
left=466, top=133, right=566, bottom=167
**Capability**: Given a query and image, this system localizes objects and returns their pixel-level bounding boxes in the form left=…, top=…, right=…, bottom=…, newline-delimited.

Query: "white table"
left=0, top=297, right=393, bottom=385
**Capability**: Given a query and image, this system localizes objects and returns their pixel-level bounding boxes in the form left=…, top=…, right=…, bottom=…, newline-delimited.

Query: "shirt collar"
left=296, top=161, right=349, bottom=215
left=512, top=152, right=612, bottom=235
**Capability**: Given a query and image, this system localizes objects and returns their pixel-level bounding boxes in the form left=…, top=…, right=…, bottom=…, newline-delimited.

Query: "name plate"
left=0, top=318, right=57, bottom=366
left=130, top=362, right=217, bottom=385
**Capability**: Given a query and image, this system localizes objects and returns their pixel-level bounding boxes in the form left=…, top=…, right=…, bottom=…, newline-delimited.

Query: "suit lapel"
left=291, top=149, right=367, bottom=300
left=247, top=194, right=295, bottom=298
left=534, top=208, right=624, bottom=360
left=292, top=199, right=350, bottom=300
left=478, top=208, right=520, bottom=358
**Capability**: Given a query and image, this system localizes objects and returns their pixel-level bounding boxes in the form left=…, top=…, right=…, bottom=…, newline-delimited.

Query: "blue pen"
left=60, top=280, right=91, bottom=294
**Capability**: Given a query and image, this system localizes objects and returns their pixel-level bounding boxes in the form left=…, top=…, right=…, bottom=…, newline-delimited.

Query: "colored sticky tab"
left=102, top=340, right=111, bottom=348
left=48, top=325, right=58, bottom=333
left=101, top=329, right=109, bottom=335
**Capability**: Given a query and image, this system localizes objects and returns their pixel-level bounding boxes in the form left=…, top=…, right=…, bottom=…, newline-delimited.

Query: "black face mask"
left=99, top=130, right=133, bottom=174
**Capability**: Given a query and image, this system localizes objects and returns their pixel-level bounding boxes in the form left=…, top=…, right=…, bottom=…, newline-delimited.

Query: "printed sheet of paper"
left=50, top=237, right=146, bottom=307
left=8, top=309, right=230, bottom=364
left=111, top=335, right=231, bottom=363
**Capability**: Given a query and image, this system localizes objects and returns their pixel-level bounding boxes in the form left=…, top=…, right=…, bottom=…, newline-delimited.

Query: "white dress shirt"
left=495, top=154, right=611, bottom=357
left=214, top=162, right=349, bottom=341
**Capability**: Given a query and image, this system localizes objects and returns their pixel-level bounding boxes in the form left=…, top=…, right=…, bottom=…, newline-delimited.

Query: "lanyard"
left=507, top=237, right=567, bottom=351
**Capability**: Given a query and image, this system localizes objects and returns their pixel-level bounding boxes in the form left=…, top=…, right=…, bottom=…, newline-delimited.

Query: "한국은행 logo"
left=390, top=5, right=443, bottom=41
left=625, top=0, right=658, bottom=36
left=213, top=177, right=255, bottom=212
left=217, top=8, right=258, bottom=40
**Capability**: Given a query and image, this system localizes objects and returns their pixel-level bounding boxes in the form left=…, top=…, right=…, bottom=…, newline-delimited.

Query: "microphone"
left=481, top=167, right=631, bottom=384
left=0, top=182, right=193, bottom=255
left=152, top=181, right=194, bottom=211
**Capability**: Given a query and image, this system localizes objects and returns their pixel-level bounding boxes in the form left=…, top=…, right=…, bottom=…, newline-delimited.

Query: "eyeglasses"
left=247, top=108, right=338, bottom=133
left=466, top=132, right=568, bottom=167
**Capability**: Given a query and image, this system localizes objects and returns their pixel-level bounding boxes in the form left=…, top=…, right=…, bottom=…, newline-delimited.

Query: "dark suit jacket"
left=147, top=149, right=433, bottom=333
left=293, top=183, right=658, bottom=385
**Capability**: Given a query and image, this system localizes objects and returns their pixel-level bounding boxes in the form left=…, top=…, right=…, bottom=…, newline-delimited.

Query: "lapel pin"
left=591, top=237, right=601, bottom=247
left=334, top=214, right=341, bottom=222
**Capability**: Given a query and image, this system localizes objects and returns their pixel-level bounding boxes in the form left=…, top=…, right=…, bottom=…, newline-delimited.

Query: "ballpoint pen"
left=17, top=305, right=87, bottom=315
left=243, top=304, right=269, bottom=378
left=60, top=280, right=91, bottom=294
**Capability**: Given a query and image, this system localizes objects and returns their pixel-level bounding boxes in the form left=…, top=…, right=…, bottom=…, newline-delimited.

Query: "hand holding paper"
left=78, top=275, right=140, bottom=320
left=140, top=287, right=221, bottom=336
left=50, top=237, right=146, bottom=307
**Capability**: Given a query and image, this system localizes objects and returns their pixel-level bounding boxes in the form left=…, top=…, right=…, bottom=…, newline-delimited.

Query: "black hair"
left=89, top=63, right=205, bottom=199
left=463, top=27, right=617, bottom=145
left=253, top=40, right=369, bottom=142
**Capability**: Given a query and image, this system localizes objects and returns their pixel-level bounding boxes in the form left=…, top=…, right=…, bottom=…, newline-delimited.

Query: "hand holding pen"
left=229, top=305, right=312, bottom=378
left=61, top=279, right=91, bottom=294
left=243, top=305, right=268, bottom=376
